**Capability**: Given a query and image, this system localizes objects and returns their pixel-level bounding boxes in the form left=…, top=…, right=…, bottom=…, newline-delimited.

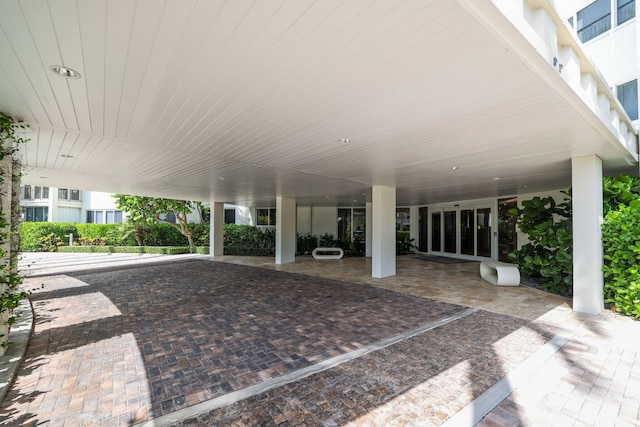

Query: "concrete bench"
left=480, top=261, right=520, bottom=286
left=312, top=247, right=344, bottom=260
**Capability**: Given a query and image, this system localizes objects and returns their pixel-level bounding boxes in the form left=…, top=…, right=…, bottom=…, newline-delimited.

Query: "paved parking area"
left=1, top=255, right=639, bottom=426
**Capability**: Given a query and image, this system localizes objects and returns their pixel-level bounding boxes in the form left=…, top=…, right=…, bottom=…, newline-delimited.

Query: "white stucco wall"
left=310, top=207, right=338, bottom=238
left=296, top=206, right=312, bottom=235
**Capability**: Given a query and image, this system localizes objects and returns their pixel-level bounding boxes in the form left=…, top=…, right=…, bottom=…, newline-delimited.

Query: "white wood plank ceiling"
left=0, top=0, right=636, bottom=206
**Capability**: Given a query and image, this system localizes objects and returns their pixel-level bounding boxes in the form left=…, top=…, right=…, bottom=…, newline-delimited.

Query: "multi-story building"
left=562, top=0, right=638, bottom=124
left=20, top=185, right=124, bottom=224
left=19, top=184, right=250, bottom=225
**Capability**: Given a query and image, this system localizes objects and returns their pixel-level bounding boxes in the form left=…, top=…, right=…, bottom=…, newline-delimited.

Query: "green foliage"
left=75, top=223, right=119, bottom=244
left=603, top=175, right=640, bottom=215
left=297, top=233, right=318, bottom=255
left=19, top=222, right=76, bottom=251
left=602, top=200, right=640, bottom=317
left=397, top=238, right=417, bottom=255
left=39, top=233, right=63, bottom=252
left=508, top=193, right=573, bottom=295
left=112, top=194, right=196, bottom=249
left=57, top=245, right=204, bottom=255
left=0, top=112, right=30, bottom=348
left=189, top=222, right=210, bottom=246
left=223, top=224, right=275, bottom=256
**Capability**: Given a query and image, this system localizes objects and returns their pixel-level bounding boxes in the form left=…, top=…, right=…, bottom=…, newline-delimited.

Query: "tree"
left=112, top=194, right=197, bottom=250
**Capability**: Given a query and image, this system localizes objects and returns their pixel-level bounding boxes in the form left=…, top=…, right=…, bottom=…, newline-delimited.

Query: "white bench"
left=312, top=247, right=344, bottom=260
left=480, top=262, right=520, bottom=286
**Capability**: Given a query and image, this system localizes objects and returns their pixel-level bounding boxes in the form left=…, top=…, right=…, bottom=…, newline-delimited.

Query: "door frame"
left=426, top=199, right=497, bottom=261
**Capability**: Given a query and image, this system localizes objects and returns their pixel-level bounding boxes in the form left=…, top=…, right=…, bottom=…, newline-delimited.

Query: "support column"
left=276, top=196, right=296, bottom=264
left=409, top=206, right=419, bottom=246
left=209, top=202, right=224, bottom=257
left=372, top=185, right=396, bottom=278
left=572, top=155, right=604, bottom=314
left=365, top=202, right=372, bottom=257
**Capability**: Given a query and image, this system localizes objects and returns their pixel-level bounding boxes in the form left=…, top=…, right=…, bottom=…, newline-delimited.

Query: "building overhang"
left=1, top=0, right=637, bottom=207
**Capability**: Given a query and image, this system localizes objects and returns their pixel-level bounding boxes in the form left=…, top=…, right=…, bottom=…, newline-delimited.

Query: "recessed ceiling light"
left=338, top=138, right=350, bottom=144
left=451, top=166, right=460, bottom=170
left=325, top=196, right=331, bottom=199
left=219, top=177, right=225, bottom=180
left=493, top=177, right=501, bottom=180
left=60, top=154, right=74, bottom=158
left=49, top=65, right=81, bottom=78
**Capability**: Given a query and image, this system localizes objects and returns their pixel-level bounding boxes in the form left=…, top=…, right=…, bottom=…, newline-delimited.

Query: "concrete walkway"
left=0, top=253, right=638, bottom=426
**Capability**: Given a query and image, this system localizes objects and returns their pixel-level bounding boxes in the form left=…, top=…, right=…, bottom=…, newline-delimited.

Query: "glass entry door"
left=429, top=204, right=493, bottom=260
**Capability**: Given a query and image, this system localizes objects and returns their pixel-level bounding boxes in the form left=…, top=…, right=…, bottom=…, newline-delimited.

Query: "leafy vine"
left=0, top=112, right=30, bottom=349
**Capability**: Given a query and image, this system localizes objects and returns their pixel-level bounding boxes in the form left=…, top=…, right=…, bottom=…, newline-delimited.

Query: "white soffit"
left=0, top=0, right=636, bottom=206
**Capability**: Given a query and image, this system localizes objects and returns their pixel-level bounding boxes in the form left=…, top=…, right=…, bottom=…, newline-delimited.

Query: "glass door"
left=431, top=211, right=442, bottom=253
left=429, top=203, right=494, bottom=260
left=419, top=207, right=428, bottom=252
left=444, top=210, right=457, bottom=254
left=460, top=209, right=475, bottom=256
left=476, top=207, right=492, bottom=258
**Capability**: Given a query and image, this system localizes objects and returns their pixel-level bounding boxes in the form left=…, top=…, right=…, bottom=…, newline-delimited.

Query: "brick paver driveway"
left=1, top=259, right=560, bottom=426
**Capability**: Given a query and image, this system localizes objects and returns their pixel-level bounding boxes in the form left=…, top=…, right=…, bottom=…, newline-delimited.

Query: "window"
left=618, top=0, right=635, bottom=25
left=224, top=209, right=236, bottom=224
left=337, top=208, right=366, bottom=243
left=617, top=79, right=638, bottom=120
left=88, top=210, right=123, bottom=224
left=577, top=0, right=611, bottom=42
left=396, top=208, right=410, bottom=245
left=23, top=186, right=49, bottom=200
left=256, top=208, right=276, bottom=226
left=58, top=188, right=81, bottom=201
left=22, top=185, right=32, bottom=200
left=23, top=206, right=48, bottom=222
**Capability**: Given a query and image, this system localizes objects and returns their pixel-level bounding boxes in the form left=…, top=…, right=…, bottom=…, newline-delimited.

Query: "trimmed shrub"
left=223, top=224, right=275, bottom=256
left=20, top=222, right=77, bottom=251
left=57, top=245, right=201, bottom=255
left=75, top=223, right=119, bottom=244
left=602, top=200, right=640, bottom=318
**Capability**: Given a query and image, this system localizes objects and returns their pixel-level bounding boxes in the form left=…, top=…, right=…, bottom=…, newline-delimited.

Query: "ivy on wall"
left=0, top=112, right=29, bottom=350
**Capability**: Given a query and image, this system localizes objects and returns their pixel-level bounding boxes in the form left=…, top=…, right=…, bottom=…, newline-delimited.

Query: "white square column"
left=276, top=196, right=296, bottom=265
left=372, top=185, right=396, bottom=278
left=209, top=202, right=224, bottom=257
left=572, top=155, right=604, bottom=314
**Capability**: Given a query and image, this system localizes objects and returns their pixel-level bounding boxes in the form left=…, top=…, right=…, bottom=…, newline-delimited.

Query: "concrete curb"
left=0, top=298, right=34, bottom=405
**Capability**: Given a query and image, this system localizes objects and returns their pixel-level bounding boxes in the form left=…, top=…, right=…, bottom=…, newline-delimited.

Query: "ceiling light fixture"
left=493, top=177, right=501, bottom=180
left=339, top=138, right=350, bottom=144
left=49, top=65, right=81, bottom=78
left=451, top=166, right=460, bottom=170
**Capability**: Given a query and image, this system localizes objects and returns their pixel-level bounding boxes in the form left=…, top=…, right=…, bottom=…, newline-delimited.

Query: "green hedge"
left=602, top=201, right=640, bottom=318
left=57, top=245, right=209, bottom=255
left=223, top=224, right=275, bottom=256
left=19, top=222, right=194, bottom=251
left=20, top=222, right=78, bottom=251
